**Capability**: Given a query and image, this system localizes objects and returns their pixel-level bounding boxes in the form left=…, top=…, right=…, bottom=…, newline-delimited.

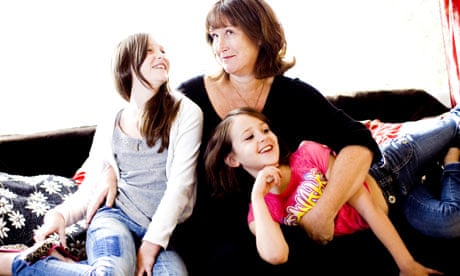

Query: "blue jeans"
left=369, top=105, right=460, bottom=238
left=12, top=207, right=188, bottom=276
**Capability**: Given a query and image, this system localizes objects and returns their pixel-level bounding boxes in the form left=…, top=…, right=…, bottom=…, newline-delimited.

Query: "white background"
left=0, top=0, right=449, bottom=135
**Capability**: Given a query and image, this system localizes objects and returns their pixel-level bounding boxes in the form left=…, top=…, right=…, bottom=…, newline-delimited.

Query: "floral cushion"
left=0, top=172, right=87, bottom=260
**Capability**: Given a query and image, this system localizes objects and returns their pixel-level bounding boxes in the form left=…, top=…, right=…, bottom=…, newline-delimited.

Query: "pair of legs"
left=370, top=105, right=460, bottom=238
left=3, top=207, right=187, bottom=276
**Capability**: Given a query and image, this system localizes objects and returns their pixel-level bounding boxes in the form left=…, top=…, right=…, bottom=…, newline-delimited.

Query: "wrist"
left=251, top=191, right=265, bottom=203
left=45, top=209, right=65, bottom=224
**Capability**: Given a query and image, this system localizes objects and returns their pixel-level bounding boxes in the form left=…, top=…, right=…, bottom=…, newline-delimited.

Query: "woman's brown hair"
left=113, top=33, right=180, bottom=152
left=206, top=0, right=295, bottom=79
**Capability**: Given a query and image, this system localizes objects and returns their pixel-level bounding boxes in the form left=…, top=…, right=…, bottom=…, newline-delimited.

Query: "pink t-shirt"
left=247, top=141, right=369, bottom=236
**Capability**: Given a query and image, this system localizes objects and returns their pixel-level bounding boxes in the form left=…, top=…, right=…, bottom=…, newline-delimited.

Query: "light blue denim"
left=12, top=207, right=188, bottom=276
left=369, top=105, right=460, bottom=238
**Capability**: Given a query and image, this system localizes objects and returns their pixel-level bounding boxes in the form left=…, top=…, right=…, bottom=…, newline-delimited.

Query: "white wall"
left=0, top=0, right=449, bottom=135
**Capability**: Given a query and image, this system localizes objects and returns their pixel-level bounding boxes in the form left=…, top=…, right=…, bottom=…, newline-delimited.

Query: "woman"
left=0, top=33, right=203, bottom=276
left=204, top=107, right=457, bottom=275
left=174, top=0, right=381, bottom=275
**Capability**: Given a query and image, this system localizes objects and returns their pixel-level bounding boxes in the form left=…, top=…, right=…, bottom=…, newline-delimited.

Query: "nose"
left=215, top=37, right=228, bottom=54
left=256, top=132, right=266, bottom=142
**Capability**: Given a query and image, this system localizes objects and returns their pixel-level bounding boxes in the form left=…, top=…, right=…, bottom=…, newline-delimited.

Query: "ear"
left=224, top=152, right=240, bottom=168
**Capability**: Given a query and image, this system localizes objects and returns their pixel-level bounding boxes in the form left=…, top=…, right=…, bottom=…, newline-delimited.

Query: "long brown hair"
left=113, top=33, right=180, bottom=152
left=205, top=107, right=289, bottom=197
left=206, top=0, right=295, bottom=79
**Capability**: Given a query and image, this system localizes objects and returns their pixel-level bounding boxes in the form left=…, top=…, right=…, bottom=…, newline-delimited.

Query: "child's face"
left=226, top=114, right=280, bottom=174
left=140, top=38, right=169, bottom=89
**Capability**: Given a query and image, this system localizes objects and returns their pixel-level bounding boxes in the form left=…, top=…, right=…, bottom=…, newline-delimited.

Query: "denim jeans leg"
left=379, top=111, right=459, bottom=196
left=85, top=207, right=137, bottom=276
left=152, top=250, right=189, bottom=276
left=403, top=162, right=460, bottom=238
left=12, top=255, right=93, bottom=276
left=11, top=209, right=137, bottom=276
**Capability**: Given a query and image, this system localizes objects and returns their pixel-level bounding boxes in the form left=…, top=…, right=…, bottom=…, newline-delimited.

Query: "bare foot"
left=0, top=252, right=19, bottom=275
left=444, top=147, right=460, bottom=165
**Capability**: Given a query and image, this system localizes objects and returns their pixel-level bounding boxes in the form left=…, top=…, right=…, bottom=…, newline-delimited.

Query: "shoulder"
left=177, top=75, right=209, bottom=105
left=269, top=76, right=328, bottom=104
left=298, top=140, right=331, bottom=155
left=177, top=75, right=205, bottom=95
left=264, top=76, right=334, bottom=120
left=273, top=75, right=320, bottom=92
left=291, top=141, right=331, bottom=168
left=94, top=106, right=123, bottom=132
left=171, top=90, right=203, bottom=122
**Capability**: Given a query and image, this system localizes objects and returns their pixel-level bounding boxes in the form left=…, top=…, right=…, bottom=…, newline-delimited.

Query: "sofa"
left=0, top=89, right=459, bottom=275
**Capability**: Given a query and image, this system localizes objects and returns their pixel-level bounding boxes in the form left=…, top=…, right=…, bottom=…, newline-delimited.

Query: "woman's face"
left=140, top=38, right=170, bottom=89
left=209, top=22, right=259, bottom=77
left=226, top=114, right=279, bottom=174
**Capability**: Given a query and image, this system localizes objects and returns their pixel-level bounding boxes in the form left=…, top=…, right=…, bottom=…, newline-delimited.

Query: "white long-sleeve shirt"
left=54, top=91, right=203, bottom=248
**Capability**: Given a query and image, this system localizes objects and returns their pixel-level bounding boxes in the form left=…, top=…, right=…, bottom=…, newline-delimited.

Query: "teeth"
left=260, top=145, right=272, bottom=153
left=153, top=64, right=166, bottom=69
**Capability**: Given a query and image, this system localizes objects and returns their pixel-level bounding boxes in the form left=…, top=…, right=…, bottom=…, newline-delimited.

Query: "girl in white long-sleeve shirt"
left=1, top=33, right=203, bottom=276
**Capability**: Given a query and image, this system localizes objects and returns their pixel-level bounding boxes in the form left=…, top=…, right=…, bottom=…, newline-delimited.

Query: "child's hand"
left=399, top=260, right=443, bottom=276
left=252, top=166, right=281, bottom=198
left=86, top=165, right=118, bottom=226
left=34, top=210, right=67, bottom=248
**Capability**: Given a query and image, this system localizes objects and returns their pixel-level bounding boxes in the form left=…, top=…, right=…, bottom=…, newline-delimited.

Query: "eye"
left=210, top=32, right=219, bottom=39
left=244, top=134, right=254, bottom=141
left=262, top=123, right=270, bottom=133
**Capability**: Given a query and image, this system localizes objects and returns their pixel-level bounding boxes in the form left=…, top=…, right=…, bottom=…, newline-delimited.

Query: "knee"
left=154, top=250, right=189, bottom=275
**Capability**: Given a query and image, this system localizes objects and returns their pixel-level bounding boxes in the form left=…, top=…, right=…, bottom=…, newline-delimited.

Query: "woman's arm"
left=349, top=186, right=442, bottom=275
left=273, top=79, right=381, bottom=243
left=249, top=167, right=289, bottom=265
left=300, top=145, right=373, bottom=243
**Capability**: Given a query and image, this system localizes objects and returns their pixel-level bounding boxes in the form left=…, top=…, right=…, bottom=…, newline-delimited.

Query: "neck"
left=229, top=75, right=263, bottom=92
left=130, top=79, right=158, bottom=109
left=126, top=100, right=143, bottom=115
left=227, top=76, right=266, bottom=110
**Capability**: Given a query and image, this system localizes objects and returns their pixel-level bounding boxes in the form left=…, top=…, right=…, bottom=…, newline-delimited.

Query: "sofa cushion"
left=0, top=126, right=95, bottom=178
left=328, top=89, right=449, bottom=122
left=0, top=172, right=87, bottom=259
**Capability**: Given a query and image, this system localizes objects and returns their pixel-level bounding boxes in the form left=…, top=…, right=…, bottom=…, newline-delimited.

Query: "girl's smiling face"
left=225, top=114, right=280, bottom=176
left=140, top=38, right=170, bottom=89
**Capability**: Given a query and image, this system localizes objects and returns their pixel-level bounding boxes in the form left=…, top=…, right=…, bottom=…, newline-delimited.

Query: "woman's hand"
left=136, top=241, right=161, bottom=276
left=299, top=209, right=335, bottom=245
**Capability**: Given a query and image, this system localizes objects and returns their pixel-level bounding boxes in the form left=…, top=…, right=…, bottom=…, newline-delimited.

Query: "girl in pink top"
left=204, top=107, right=442, bottom=276
left=246, top=140, right=370, bottom=236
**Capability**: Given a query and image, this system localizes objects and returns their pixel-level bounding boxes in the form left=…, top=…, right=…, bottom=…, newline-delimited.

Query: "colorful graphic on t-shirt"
left=284, top=168, right=327, bottom=225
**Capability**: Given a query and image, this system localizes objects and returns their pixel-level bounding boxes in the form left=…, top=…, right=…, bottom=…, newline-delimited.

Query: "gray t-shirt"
left=112, top=117, right=167, bottom=229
